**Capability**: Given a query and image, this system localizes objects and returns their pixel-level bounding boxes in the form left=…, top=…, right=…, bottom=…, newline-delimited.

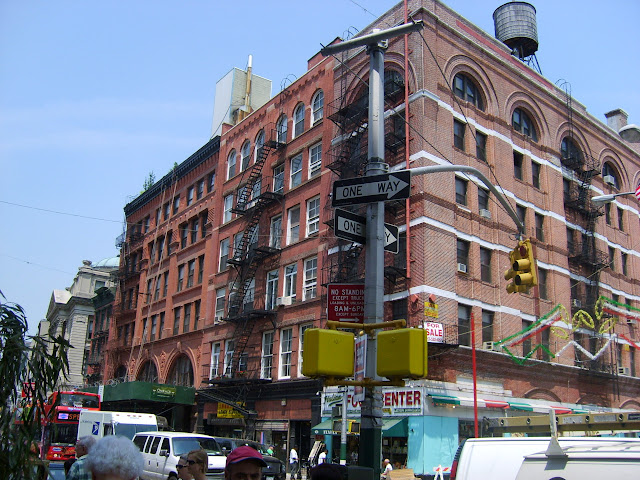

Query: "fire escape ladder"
left=229, top=316, right=255, bottom=378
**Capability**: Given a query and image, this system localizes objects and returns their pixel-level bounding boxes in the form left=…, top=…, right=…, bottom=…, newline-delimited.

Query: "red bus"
left=41, top=391, right=101, bottom=461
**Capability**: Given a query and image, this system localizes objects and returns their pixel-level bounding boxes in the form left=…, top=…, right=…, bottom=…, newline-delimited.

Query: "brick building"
left=99, top=0, right=640, bottom=471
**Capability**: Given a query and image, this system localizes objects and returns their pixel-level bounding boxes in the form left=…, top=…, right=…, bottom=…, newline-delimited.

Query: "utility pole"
left=321, top=20, right=423, bottom=475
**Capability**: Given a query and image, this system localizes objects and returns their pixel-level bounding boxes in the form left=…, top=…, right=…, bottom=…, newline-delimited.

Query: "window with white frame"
left=290, top=154, right=303, bottom=188
left=261, top=331, right=274, bottom=379
left=273, top=164, right=284, bottom=193
left=215, top=288, right=226, bottom=322
left=303, top=257, right=317, bottom=300
left=280, top=328, right=293, bottom=378
left=293, top=103, right=305, bottom=137
left=254, top=130, right=265, bottom=159
left=210, top=342, right=221, bottom=378
left=284, top=263, right=297, bottom=300
left=187, top=186, right=194, bottom=206
left=224, top=340, right=235, bottom=377
left=223, top=194, right=234, bottom=223
left=287, top=206, right=300, bottom=244
left=309, top=143, right=322, bottom=178
left=270, top=215, right=282, bottom=249
left=298, top=324, right=312, bottom=377
left=227, top=149, right=237, bottom=180
left=241, top=140, right=251, bottom=171
left=219, top=238, right=229, bottom=271
left=266, top=270, right=279, bottom=310
left=306, top=196, right=320, bottom=235
left=276, top=115, right=287, bottom=143
left=311, top=90, right=324, bottom=125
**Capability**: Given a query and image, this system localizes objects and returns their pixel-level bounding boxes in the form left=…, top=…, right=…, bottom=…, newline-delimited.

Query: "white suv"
left=133, top=431, right=226, bottom=480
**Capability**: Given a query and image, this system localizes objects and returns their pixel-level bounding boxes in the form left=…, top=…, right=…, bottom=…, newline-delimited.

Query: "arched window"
left=240, top=140, right=251, bottom=171
left=293, top=103, right=305, bottom=138
left=384, top=70, right=404, bottom=98
left=561, top=137, right=582, bottom=162
left=227, top=149, right=237, bottom=180
left=311, top=90, right=324, bottom=125
left=276, top=115, right=288, bottom=144
left=512, top=107, right=538, bottom=141
left=453, top=73, right=485, bottom=111
left=167, top=355, right=194, bottom=387
left=113, top=365, right=127, bottom=382
left=254, top=130, right=265, bottom=160
left=602, top=162, right=620, bottom=189
left=137, top=360, right=158, bottom=383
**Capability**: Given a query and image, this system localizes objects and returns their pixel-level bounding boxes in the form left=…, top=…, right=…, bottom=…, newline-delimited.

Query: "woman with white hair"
left=84, top=435, right=143, bottom=480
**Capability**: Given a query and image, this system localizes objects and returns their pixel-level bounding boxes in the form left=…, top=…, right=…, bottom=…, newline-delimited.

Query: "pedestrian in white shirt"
left=289, top=446, right=299, bottom=480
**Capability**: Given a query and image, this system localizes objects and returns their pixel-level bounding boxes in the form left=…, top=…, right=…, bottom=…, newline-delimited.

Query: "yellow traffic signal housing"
left=377, top=328, right=428, bottom=379
left=301, top=329, right=355, bottom=378
left=505, top=239, right=537, bottom=293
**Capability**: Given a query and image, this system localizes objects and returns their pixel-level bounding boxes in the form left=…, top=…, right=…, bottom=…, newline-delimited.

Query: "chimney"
left=604, top=108, right=628, bottom=132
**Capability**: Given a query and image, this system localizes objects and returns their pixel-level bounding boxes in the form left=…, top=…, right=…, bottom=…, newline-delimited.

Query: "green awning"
left=509, top=402, right=534, bottom=411
left=430, top=394, right=461, bottom=406
left=83, top=381, right=195, bottom=405
left=311, top=417, right=407, bottom=437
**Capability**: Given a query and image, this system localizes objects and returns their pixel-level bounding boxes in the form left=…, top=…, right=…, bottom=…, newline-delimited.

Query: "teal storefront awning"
left=312, top=417, right=407, bottom=437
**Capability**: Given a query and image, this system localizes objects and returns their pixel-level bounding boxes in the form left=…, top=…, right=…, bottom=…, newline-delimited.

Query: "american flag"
left=636, top=183, right=640, bottom=201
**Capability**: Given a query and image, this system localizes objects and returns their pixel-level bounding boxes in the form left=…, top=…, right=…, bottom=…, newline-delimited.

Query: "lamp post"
left=591, top=192, right=637, bottom=206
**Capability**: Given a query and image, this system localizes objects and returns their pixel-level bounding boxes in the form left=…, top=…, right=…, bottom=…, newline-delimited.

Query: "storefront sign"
left=425, top=322, right=444, bottom=343
left=322, top=386, right=424, bottom=416
left=152, top=385, right=176, bottom=400
left=327, top=284, right=365, bottom=323
left=424, top=301, right=439, bottom=318
left=217, top=402, right=244, bottom=419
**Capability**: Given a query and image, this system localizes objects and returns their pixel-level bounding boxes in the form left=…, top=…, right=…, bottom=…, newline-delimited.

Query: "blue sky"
left=1, top=0, right=638, bottom=336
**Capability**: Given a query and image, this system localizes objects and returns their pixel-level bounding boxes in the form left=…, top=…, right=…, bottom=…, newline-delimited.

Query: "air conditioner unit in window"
left=626, top=318, right=637, bottom=325
left=214, top=316, right=223, bottom=324
left=572, top=299, right=582, bottom=308
left=603, top=174, right=616, bottom=186
left=457, top=263, right=468, bottom=273
left=276, top=296, right=292, bottom=307
left=482, top=341, right=496, bottom=351
left=479, top=209, right=492, bottom=220
left=618, top=366, right=630, bottom=376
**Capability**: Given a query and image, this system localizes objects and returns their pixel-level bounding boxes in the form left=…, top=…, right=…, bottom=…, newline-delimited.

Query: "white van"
left=450, top=437, right=639, bottom=480
left=515, top=439, right=640, bottom=479
left=78, top=410, right=158, bottom=440
left=132, top=431, right=226, bottom=480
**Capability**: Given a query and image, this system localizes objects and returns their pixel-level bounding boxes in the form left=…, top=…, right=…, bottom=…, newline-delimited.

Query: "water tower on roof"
left=493, top=1, right=541, bottom=73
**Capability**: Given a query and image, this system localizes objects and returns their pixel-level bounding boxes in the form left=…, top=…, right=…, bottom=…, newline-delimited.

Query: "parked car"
left=133, top=431, right=226, bottom=480
left=212, top=437, right=285, bottom=480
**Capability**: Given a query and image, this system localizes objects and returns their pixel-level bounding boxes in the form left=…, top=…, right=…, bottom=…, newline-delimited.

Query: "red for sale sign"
left=327, top=283, right=365, bottom=323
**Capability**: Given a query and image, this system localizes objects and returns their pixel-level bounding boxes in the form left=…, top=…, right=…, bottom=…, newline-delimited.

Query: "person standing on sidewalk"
left=289, top=446, right=299, bottom=480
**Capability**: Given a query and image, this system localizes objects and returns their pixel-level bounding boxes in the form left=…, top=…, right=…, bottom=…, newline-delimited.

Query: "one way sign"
left=332, top=171, right=411, bottom=206
left=334, top=209, right=399, bottom=253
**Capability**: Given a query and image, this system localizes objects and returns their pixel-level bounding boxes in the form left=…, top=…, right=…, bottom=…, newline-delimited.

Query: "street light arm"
left=409, top=165, right=525, bottom=237
left=591, top=191, right=636, bottom=206
left=320, top=20, right=424, bottom=56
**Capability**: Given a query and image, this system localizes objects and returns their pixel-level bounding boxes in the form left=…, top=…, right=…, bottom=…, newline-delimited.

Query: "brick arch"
left=384, top=54, right=419, bottom=97
left=620, top=399, right=640, bottom=411
left=135, top=358, right=158, bottom=383
left=166, top=352, right=195, bottom=388
left=577, top=394, right=610, bottom=408
left=554, top=122, right=594, bottom=160
left=160, top=345, right=196, bottom=383
left=443, top=54, right=500, bottom=117
left=598, top=148, right=630, bottom=191
left=523, top=388, right=561, bottom=403
left=503, top=91, right=549, bottom=143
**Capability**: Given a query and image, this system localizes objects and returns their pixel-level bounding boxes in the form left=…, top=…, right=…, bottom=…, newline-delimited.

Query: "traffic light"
left=504, top=239, right=537, bottom=293
left=377, top=328, right=428, bottom=379
left=301, top=329, right=355, bottom=378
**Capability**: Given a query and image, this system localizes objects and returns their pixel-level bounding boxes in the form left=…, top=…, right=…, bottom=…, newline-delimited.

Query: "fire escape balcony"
left=568, top=241, right=610, bottom=269
left=563, top=185, right=603, bottom=216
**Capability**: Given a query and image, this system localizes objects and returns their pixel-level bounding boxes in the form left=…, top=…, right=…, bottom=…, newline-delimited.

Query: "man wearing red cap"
left=225, top=445, right=268, bottom=480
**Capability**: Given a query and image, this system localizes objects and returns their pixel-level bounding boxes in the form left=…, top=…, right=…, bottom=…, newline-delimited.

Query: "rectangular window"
left=201, top=215, right=207, bottom=239
left=173, top=307, right=181, bottom=335
left=306, top=196, right=320, bottom=236
left=455, top=177, right=468, bottom=206
left=261, top=331, right=274, bottom=380
left=522, top=319, right=532, bottom=357
left=481, top=310, right=494, bottom=344
left=458, top=304, right=471, bottom=346
left=153, top=277, right=160, bottom=301
left=480, top=247, right=492, bottom=283
left=309, top=143, right=322, bottom=178
left=280, top=328, right=293, bottom=378
left=177, top=264, right=185, bottom=292
left=157, top=236, right=165, bottom=263
left=163, top=202, right=170, bottom=220
left=298, top=324, right=312, bottom=377
left=197, top=179, right=204, bottom=200
left=516, top=204, right=526, bottom=229
left=618, top=206, right=624, bottom=230
left=284, top=263, right=298, bottom=300
left=198, top=255, right=205, bottom=284
left=181, top=224, right=188, bottom=248
left=223, top=195, right=233, bottom=223
left=208, top=171, right=216, bottom=193
left=457, top=239, right=470, bottom=271
left=187, top=187, right=194, bottom=206
left=187, top=259, right=195, bottom=288
left=478, top=187, right=489, bottom=212
left=303, top=257, right=318, bottom=300
left=161, top=272, right=168, bottom=297
left=191, top=218, right=199, bottom=244
left=287, top=206, right=300, bottom=244
left=156, top=208, right=161, bottom=227
left=219, top=238, right=229, bottom=271
left=566, top=227, right=575, bottom=253
left=270, top=215, right=282, bottom=249
left=227, top=153, right=237, bottom=180
left=266, top=270, right=279, bottom=310
left=535, top=213, right=545, bottom=242
left=183, top=303, right=191, bottom=333
left=146, top=280, right=152, bottom=304
left=622, top=252, right=628, bottom=276
left=210, top=343, right=221, bottom=378
left=609, top=246, right=616, bottom=271
left=290, top=154, right=303, bottom=188
left=194, top=300, right=200, bottom=330
left=513, top=151, right=523, bottom=180
left=538, top=268, right=548, bottom=299
left=224, top=340, right=235, bottom=377
left=531, top=161, right=541, bottom=189
left=605, top=203, right=611, bottom=225
left=173, top=196, right=180, bottom=214
left=453, top=119, right=465, bottom=150
left=215, top=288, right=226, bottom=322
left=144, top=216, right=150, bottom=233
left=476, top=131, right=487, bottom=161
left=273, top=164, right=284, bottom=193
left=158, top=312, right=164, bottom=340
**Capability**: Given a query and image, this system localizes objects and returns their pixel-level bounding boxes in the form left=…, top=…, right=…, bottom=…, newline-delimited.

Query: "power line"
left=1, top=254, right=76, bottom=275
left=0, top=200, right=122, bottom=224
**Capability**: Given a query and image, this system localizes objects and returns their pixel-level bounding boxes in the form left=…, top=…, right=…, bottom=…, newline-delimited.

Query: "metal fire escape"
left=225, top=125, right=285, bottom=379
